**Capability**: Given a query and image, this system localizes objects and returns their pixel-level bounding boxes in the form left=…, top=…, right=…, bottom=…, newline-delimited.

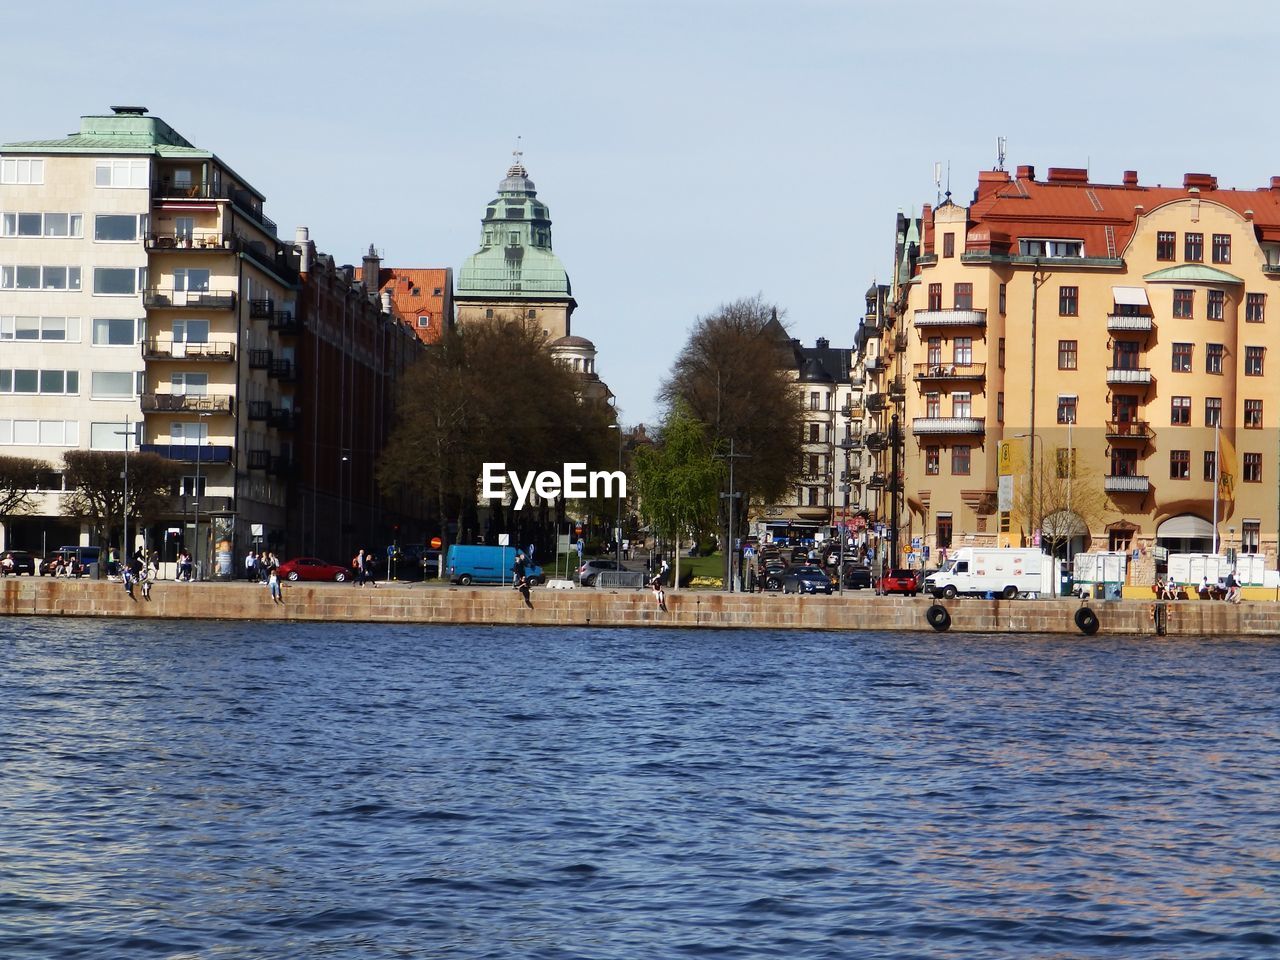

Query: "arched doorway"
left=1157, top=514, right=1215, bottom=555
left=1042, top=509, right=1090, bottom=559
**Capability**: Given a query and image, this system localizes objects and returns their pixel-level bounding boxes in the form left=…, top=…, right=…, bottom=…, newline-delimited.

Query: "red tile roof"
left=353, top=267, right=452, bottom=344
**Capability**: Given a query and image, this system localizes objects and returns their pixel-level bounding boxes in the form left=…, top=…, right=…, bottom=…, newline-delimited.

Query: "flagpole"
left=1212, top=421, right=1220, bottom=554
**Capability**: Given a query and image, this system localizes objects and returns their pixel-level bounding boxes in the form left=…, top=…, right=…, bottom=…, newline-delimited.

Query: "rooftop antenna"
left=933, top=162, right=942, bottom=206
left=944, top=161, right=952, bottom=203
left=996, top=136, right=1007, bottom=171
left=513, top=135, right=523, bottom=167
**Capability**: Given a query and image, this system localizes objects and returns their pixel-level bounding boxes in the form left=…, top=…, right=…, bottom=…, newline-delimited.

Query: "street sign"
left=911, top=537, right=922, bottom=549
left=907, top=552, right=919, bottom=564
left=498, top=534, right=510, bottom=546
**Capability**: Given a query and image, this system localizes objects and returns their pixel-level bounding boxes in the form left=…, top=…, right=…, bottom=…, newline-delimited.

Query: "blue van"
left=446, top=545, right=544, bottom=586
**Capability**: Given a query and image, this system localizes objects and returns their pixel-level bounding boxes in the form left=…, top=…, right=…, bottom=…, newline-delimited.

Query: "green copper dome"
left=457, top=160, right=572, bottom=299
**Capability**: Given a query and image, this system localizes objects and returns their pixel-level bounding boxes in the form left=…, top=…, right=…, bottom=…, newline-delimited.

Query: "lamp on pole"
left=113, top=416, right=134, bottom=571
left=191, top=411, right=211, bottom=581
left=1066, top=415, right=1074, bottom=581
left=607, top=424, right=623, bottom=572
left=715, top=438, right=750, bottom=593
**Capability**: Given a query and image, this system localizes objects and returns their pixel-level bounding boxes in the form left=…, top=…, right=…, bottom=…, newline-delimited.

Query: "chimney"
left=815, top=337, right=829, bottom=349
left=1269, top=177, right=1280, bottom=191
left=1183, top=172, right=1217, bottom=190
left=362, top=243, right=381, bottom=293
left=1016, top=164, right=1035, bottom=180
left=1047, top=167, right=1089, bottom=184
left=1123, top=170, right=1139, bottom=187
left=381, top=289, right=393, bottom=313
left=293, top=226, right=312, bottom=275
left=975, top=169, right=1011, bottom=200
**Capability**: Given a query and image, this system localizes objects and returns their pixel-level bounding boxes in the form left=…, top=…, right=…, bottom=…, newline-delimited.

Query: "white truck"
left=924, top=547, right=1056, bottom=599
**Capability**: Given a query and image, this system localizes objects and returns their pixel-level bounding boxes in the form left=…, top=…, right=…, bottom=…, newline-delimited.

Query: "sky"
left=5, top=0, right=1279, bottom=425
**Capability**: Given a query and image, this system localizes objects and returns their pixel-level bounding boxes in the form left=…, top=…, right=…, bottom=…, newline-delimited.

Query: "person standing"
left=354, top=548, right=367, bottom=587
left=244, top=549, right=257, bottom=582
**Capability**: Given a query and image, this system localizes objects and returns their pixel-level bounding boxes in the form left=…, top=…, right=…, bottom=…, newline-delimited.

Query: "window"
left=90, top=422, right=134, bottom=450
left=94, top=214, right=140, bottom=242
left=997, top=392, right=1004, bottom=422
left=417, top=315, right=430, bottom=328
left=1205, top=397, right=1222, bottom=427
left=807, top=454, right=819, bottom=476
left=808, top=423, right=820, bottom=443
left=1207, top=289, right=1224, bottom=320
left=1206, top=343, right=1223, bottom=374
left=1173, top=289, right=1194, bottom=318
left=1204, top=451, right=1216, bottom=482
left=1171, top=396, right=1191, bottom=424
left=1170, top=450, right=1190, bottom=479
left=953, top=283, right=973, bottom=310
left=2, top=212, right=83, bottom=238
left=998, top=337, right=1005, bottom=369
left=943, top=233, right=955, bottom=258
left=1245, top=399, right=1262, bottom=428
left=998, top=283, right=1007, bottom=315
left=809, top=391, right=819, bottom=411
left=1055, top=447, right=1076, bottom=479
left=925, top=393, right=940, bottom=418
left=926, top=337, right=942, bottom=366
left=1237, top=294, right=1265, bottom=327
left=953, top=337, right=972, bottom=365
left=927, top=283, right=942, bottom=311
left=1245, top=346, right=1265, bottom=375
left=952, top=392, right=972, bottom=417
left=92, top=318, right=137, bottom=346
left=1184, top=232, right=1203, bottom=262
left=1057, top=339, right=1077, bottom=370
left=93, top=268, right=137, bottom=296
left=172, top=319, right=207, bottom=344
left=1019, top=238, right=1083, bottom=257
left=0, top=420, right=77, bottom=447
left=1242, top=520, right=1260, bottom=554
left=1, top=265, right=81, bottom=290
left=0, top=158, right=43, bottom=184
left=1058, top=285, right=1078, bottom=316
left=1113, top=341, right=1140, bottom=369
left=527, top=308, right=536, bottom=318
left=173, top=268, right=209, bottom=292
left=1111, top=448, right=1138, bottom=477
left=952, top=445, right=971, bottom=475
left=89, top=371, right=137, bottom=398
left=1244, top=452, right=1262, bottom=483
left=0, top=368, right=78, bottom=395
left=180, top=476, right=208, bottom=498
left=0, top=316, right=78, bottom=341
left=1172, top=342, right=1192, bottom=372
left=925, top=447, right=939, bottom=475
left=171, top=372, right=207, bottom=396
left=937, top=514, right=953, bottom=549
left=1156, top=231, right=1176, bottom=260
left=1113, top=394, right=1138, bottom=423
left=94, top=159, right=148, bottom=188
left=1212, top=233, right=1231, bottom=264
left=1057, top=395, right=1077, bottom=424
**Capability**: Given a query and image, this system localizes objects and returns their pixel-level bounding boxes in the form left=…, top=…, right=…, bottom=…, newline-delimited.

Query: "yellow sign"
left=997, top=438, right=1026, bottom=476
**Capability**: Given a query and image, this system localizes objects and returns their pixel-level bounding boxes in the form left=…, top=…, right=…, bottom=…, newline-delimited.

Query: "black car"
left=758, top=560, right=788, bottom=591
left=782, top=565, right=834, bottom=595
left=2, top=550, right=36, bottom=576
left=843, top=565, right=873, bottom=590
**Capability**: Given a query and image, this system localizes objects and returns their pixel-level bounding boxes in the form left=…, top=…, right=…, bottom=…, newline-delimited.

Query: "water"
left=0, top=619, right=1276, bottom=959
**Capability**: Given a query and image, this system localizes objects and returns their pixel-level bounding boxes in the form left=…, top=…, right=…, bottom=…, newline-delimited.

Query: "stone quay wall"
left=2, top=579, right=1278, bottom=636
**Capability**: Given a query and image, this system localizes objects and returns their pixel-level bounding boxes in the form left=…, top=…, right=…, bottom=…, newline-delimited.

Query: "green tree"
left=633, top=402, right=722, bottom=590
left=0, top=455, right=43, bottom=526
left=61, top=450, right=182, bottom=548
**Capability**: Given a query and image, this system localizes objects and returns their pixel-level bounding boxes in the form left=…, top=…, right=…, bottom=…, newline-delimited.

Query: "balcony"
left=893, top=331, right=909, bottom=353
left=912, top=417, right=985, bottom=436
left=144, top=289, right=236, bottom=310
left=145, top=231, right=234, bottom=252
left=887, top=375, right=906, bottom=398
left=1106, top=420, right=1155, bottom=441
left=151, top=179, right=226, bottom=200
left=140, top=443, right=234, bottom=464
left=865, top=354, right=888, bottom=372
left=247, top=449, right=270, bottom=471
left=270, top=455, right=293, bottom=477
left=247, top=400, right=271, bottom=420
left=867, top=394, right=888, bottom=412
left=913, top=308, right=987, bottom=328
left=140, top=393, right=234, bottom=414
left=1106, top=367, right=1152, bottom=385
left=141, top=338, right=236, bottom=362
left=865, top=432, right=888, bottom=452
left=914, top=362, right=986, bottom=383
left=269, top=407, right=298, bottom=430
left=1107, top=314, right=1154, bottom=333
left=268, top=359, right=296, bottom=381
left=863, top=313, right=883, bottom=333
left=866, top=473, right=886, bottom=490
left=1105, top=474, right=1150, bottom=494
left=841, top=404, right=865, bottom=419
left=249, top=299, right=275, bottom=320
left=269, top=310, right=303, bottom=334
left=248, top=348, right=273, bottom=369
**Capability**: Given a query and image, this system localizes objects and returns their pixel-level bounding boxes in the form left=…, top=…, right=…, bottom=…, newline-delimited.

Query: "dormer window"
left=1019, top=238, right=1083, bottom=258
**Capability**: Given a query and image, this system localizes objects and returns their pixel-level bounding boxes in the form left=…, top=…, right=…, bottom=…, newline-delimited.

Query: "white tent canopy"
left=1112, top=286, right=1149, bottom=306
left=1157, top=514, right=1213, bottom=539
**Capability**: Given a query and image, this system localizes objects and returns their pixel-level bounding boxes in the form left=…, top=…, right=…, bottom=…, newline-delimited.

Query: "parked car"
left=277, top=557, right=349, bottom=582
left=2, top=550, right=37, bottom=576
left=447, top=545, right=543, bottom=586
left=782, top=565, right=834, bottom=595
left=40, top=545, right=100, bottom=576
left=392, top=544, right=442, bottom=580
left=880, top=568, right=922, bottom=596
left=843, top=565, right=873, bottom=590
left=578, top=558, right=628, bottom=586
left=758, top=560, right=788, bottom=591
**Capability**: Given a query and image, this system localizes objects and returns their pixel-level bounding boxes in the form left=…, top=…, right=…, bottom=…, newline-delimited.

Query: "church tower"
left=456, top=152, right=576, bottom=339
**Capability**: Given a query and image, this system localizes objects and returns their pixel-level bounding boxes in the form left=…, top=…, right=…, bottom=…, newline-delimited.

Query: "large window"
left=89, top=371, right=135, bottom=399
left=0, top=158, right=43, bottom=184
left=0, top=316, right=78, bottom=341
left=1, top=265, right=82, bottom=290
left=94, top=214, right=143, bottom=242
left=2, top=212, right=83, bottom=237
left=1172, top=342, right=1192, bottom=372
left=1156, top=231, right=1175, bottom=260
left=0, top=368, right=79, bottom=394
left=0, top=420, right=78, bottom=447
left=927, top=283, right=942, bottom=311
left=1019, top=238, right=1083, bottom=258
left=1184, top=232, right=1203, bottom=262
left=952, top=392, right=972, bottom=418
left=1171, top=396, right=1191, bottom=425
left=1206, top=343, right=1223, bottom=374
left=1245, top=399, right=1263, bottom=428
left=925, top=446, right=939, bottom=475
left=1173, top=289, right=1194, bottom=318
left=951, top=445, right=971, bottom=476
left=90, top=422, right=139, bottom=450
left=953, top=337, right=972, bottom=365
left=173, top=268, right=210, bottom=292
left=1242, top=520, right=1260, bottom=554
left=942, top=233, right=955, bottom=258
left=926, top=337, right=942, bottom=367
left=1057, top=395, right=1077, bottom=424
left=1204, top=451, right=1217, bottom=482
left=1244, top=452, right=1262, bottom=483
left=1170, top=449, right=1190, bottom=479
left=1058, top=285, right=1078, bottom=316
left=1205, top=397, right=1222, bottom=427
left=94, top=159, right=149, bottom=188
left=1212, top=233, right=1231, bottom=264
left=1207, top=289, right=1224, bottom=320
left=925, top=393, right=940, bottom=418
left=93, top=267, right=139, bottom=296
left=953, top=283, right=973, bottom=310
left=1245, top=346, right=1265, bottom=376
left=171, top=372, right=207, bottom=396
left=1246, top=293, right=1266, bottom=322
left=92, top=318, right=138, bottom=346
left=1058, top=339, right=1077, bottom=370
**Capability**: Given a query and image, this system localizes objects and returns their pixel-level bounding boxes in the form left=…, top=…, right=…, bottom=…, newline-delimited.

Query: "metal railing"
left=268, top=359, right=295, bottom=381
left=248, top=348, right=273, bottom=369
left=141, top=338, right=236, bottom=361
left=1107, top=314, right=1154, bottom=332
left=1104, top=474, right=1150, bottom=493
left=141, top=443, right=234, bottom=464
left=1106, top=366, right=1152, bottom=385
left=247, top=400, right=271, bottom=420
left=269, top=408, right=298, bottom=430
left=249, top=299, right=275, bottom=319
left=143, top=289, right=236, bottom=310
left=911, top=417, right=985, bottom=435
left=145, top=231, right=233, bottom=251
left=247, top=449, right=270, bottom=470
left=1106, top=420, right=1155, bottom=440
left=914, top=362, right=986, bottom=381
left=140, top=393, right=234, bottom=413
left=269, top=310, right=302, bottom=334
left=151, top=179, right=226, bottom=200
left=913, top=309, right=987, bottom=327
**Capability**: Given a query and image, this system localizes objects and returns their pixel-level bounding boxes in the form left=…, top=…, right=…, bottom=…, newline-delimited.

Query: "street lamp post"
left=607, top=424, right=623, bottom=572
left=190, top=411, right=211, bottom=580
left=114, top=416, right=134, bottom=572
left=715, top=438, right=749, bottom=593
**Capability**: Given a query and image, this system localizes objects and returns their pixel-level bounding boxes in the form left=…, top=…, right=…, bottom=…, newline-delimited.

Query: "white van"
left=924, top=547, right=1054, bottom=599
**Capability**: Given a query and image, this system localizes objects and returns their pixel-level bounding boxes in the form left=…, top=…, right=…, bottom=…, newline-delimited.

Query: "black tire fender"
left=926, top=604, right=952, bottom=632
left=1075, top=606, right=1100, bottom=635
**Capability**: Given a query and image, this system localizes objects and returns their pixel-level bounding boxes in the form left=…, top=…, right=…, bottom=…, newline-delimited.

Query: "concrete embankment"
left=3, top=578, right=1278, bottom=636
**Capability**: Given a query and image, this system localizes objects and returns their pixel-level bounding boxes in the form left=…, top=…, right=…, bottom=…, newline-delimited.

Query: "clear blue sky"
left=5, top=0, right=1277, bottom=424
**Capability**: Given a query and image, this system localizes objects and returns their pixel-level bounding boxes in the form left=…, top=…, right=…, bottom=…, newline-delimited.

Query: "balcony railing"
left=865, top=354, right=887, bottom=372
left=914, top=362, right=986, bottom=382
left=249, top=299, right=275, bottom=319
left=913, top=308, right=987, bottom=328
left=269, top=408, right=298, bottom=430
left=268, top=359, right=295, bottom=381
left=144, top=289, right=236, bottom=310
left=247, top=400, right=271, bottom=420
left=151, top=179, right=226, bottom=200
left=887, top=375, right=906, bottom=398
left=865, top=432, right=888, bottom=452
left=840, top=404, right=865, bottom=419
left=141, top=338, right=236, bottom=362
left=145, top=231, right=234, bottom=252
left=1106, top=420, right=1155, bottom=441
left=1105, top=474, right=1150, bottom=494
left=1106, top=367, right=1152, bottom=385
left=893, top=332, right=909, bottom=353
left=1107, top=314, right=1154, bottom=332
left=140, top=393, right=234, bottom=414
left=912, top=416, right=985, bottom=436
left=248, top=348, right=273, bottom=369
left=269, top=310, right=302, bottom=334
left=247, top=449, right=270, bottom=471
left=140, top=443, right=234, bottom=464
left=867, top=394, right=888, bottom=412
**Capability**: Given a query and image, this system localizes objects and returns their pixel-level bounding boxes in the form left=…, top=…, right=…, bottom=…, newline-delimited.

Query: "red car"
left=277, top=557, right=349, bottom=582
left=879, top=568, right=922, bottom=596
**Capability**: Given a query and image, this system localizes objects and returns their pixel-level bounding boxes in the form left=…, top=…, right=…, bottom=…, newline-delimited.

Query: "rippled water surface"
left=1, top=618, right=1277, bottom=959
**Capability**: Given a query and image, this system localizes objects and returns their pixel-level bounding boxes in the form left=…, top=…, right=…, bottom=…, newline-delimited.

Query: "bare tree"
left=0, top=455, right=43, bottom=526
left=1013, top=448, right=1111, bottom=556
left=62, top=451, right=182, bottom=546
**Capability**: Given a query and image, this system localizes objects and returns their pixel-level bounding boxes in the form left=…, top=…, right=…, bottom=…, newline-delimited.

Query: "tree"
left=659, top=295, right=803, bottom=524
left=61, top=451, right=182, bottom=547
left=633, top=402, right=723, bottom=589
left=1013, top=448, right=1111, bottom=558
left=0, top=455, right=43, bottom=525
